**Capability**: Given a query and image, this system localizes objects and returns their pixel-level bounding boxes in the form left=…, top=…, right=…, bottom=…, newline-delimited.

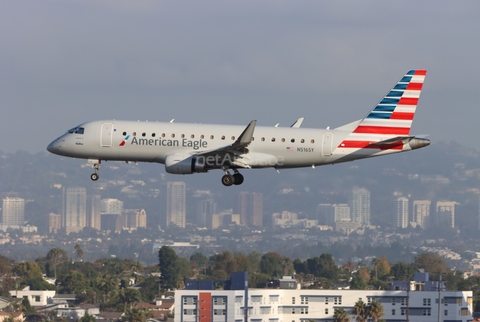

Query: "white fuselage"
left=47, top=120, right=415, bottom=170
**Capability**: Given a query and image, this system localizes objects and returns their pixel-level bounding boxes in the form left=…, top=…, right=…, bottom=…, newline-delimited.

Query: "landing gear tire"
left=90, top=173, right=99, bottom=181
left=233, top=173, right=244, bottom=185
left=221, top=174, right=235, bottom=186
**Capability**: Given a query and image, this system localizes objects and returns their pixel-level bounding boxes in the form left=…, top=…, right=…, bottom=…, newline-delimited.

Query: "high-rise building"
left=436, top=201, right=457, bottom=229
left=87, top=195, right=101, bottom=230
left=413, top=200, right=431, bottom=229
left=396, top=197, right=409, bottom=228
left=250, top=193, right=263, bottom=227
left=234, top=192, right=263, bottom=227
left=49, top=213, right=61, bottom=233
left=349, top=188, right=371, bottom=225
left=197, top=199, right=217, bottom=228
left=122, top=208, right=147, bottom=230
left=234, top=191, right=250, bottom=226
left=101, top=214, right=122, bottom=233
left=63, top=187, right=87, bottom=234
left=316, top=204, right=350, bottom=225
left=137, top=209, right=147, bottom=228
left=2, top=197, right=25, bottom=225
left=316, top=204, right=333, bottom=225
left=167, top=182, right=186, bottom=228
left=101, top=198, right=124, bottom=215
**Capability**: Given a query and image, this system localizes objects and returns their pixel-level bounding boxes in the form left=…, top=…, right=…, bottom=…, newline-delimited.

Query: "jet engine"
left=165, top=153, right=207, bottom=174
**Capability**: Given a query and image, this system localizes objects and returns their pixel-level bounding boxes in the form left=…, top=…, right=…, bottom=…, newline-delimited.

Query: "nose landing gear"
left=88, top=159, right=101, bottom=181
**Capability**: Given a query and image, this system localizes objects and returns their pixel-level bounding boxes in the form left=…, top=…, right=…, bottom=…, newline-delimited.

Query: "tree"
left=139, top=276, right=160, bottom=302
left=122, top=308, right=149, bottom=322
left=350, top=275, right=367, bottom=290
left=260, top=252, right=293, bottom=278
left=74, top=244, right=84, bottom=261
left=376, top=255, right=391, bottom=278
left=57, top=271, right=90, bottom=295
left=390, top=261, right=415, bottom=281
left=79, top=313, right=96, bottom=322
left=158, top=246, right=180, bottom=291
left=368, top=300, right=385, bottom=322
left=118, top=288, right=142, bottom=312
left=246, top=251, right=261, bottom=274
left=190, top=252, right=208, bottom=271
left=305, top=254, right=339, bottom=280
left=13, top=261, right=43, bottom=280
left=21, top=297, right=35, bottom=315
left=333, top=307, right=350, bottom=322
left=46, top=248, right=68, bottom=280
left=354, top=299, right=368, bottom=322
left=414, top=253, right=448, bottom=279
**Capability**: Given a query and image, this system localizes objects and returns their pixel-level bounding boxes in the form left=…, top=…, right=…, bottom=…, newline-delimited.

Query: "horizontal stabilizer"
left=374, top=136, right=414, bottom=145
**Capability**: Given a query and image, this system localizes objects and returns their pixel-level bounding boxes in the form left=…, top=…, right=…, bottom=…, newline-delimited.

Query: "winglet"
left=291, top=117, right=304, bottom=128
left=235, top=120, right=256, bottom=146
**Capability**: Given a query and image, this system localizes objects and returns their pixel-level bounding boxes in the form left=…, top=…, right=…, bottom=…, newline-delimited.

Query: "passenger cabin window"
left=152, top=133, right=156, bottom=137
left=210, top=135, right=214, bottom=139
left=291, top=139, right=295, bottom=143
left=142, top=133, right=146, bottom=137
left=221, top=135, right=225, bottom=140
left=200, top=135, right=204, bottom=139
left=132, top=132, right=137, bottom=136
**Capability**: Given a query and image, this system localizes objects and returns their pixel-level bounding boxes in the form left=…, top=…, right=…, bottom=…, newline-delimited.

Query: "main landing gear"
left=88, top=159, right=101, bottom=181
left=221, top=169, right=244, bottom=186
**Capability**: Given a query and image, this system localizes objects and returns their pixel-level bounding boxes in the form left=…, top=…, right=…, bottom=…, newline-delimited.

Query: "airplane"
left=47, top=70, right=430, bottom=186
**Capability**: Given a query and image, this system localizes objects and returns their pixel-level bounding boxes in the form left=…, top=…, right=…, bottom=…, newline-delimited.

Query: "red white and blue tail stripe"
left=338, top=70, right=426, bottom=150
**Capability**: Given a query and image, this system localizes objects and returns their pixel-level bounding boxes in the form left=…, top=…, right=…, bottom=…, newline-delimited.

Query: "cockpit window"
left=67, top=127, right=85, bottom=134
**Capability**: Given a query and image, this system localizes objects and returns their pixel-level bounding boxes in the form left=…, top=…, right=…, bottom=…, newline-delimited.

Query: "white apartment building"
left=175, top=273, right=473, bottom=322
left=9, top=286, right=56, bottom=307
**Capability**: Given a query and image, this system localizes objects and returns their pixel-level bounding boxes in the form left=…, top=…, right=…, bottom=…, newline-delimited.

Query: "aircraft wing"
left=191, top=120, right=257, bottom=168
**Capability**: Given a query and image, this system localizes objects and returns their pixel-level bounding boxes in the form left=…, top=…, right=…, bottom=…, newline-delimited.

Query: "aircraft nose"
left=47, top=139, right=63, bottom=154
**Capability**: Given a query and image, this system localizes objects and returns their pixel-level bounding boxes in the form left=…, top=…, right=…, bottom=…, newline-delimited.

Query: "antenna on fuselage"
left=170, top=119, right=175, bottom=123
left=274, top=123, right=279, bottom=127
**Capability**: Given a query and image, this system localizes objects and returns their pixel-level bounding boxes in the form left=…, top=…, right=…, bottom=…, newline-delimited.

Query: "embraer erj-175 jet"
left=47, top=70, right=430, bottom=186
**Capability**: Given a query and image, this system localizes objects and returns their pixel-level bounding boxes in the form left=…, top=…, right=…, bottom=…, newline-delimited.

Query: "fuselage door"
left=322, top=132, right=333, bottom=156
left=101, top=122, right=114, bottom=147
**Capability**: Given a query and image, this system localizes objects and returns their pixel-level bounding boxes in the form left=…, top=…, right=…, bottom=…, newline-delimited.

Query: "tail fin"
left=353, top=69, right=426, bottom=135
left=337, top=70, right=427, bottom=150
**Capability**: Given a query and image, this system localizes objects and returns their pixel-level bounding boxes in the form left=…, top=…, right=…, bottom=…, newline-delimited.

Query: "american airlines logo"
left=119, top=134, right=130, bottom=146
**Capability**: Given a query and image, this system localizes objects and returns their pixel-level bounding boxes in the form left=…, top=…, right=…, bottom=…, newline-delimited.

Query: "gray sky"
left=1, top=1, right=480, bottom=153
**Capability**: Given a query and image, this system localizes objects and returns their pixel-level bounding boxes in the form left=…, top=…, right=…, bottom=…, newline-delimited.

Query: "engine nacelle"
left=165, top=153, right=207, bottom=174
